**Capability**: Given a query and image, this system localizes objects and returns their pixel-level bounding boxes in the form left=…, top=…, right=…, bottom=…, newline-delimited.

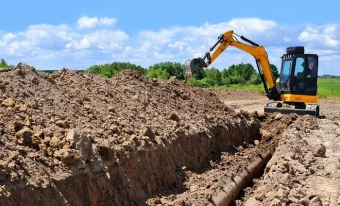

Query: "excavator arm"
left=185, top=30, right=280, bottom=101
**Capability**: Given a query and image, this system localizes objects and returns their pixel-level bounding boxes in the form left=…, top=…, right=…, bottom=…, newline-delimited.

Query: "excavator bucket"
left=184, top=58, right=205, bottom=79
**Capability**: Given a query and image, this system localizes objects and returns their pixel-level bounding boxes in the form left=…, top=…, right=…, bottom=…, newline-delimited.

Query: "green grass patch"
left=209, top=78, right=340, bottom=99
left=317, top=78, right=340, bottom=98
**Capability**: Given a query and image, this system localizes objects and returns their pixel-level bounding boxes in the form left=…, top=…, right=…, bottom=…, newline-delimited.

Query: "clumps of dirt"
left=0, top=64, right=262, bottom=205
left=242, top=116, right=340, bottom=205
left=146, top=112, right=300, bottom=206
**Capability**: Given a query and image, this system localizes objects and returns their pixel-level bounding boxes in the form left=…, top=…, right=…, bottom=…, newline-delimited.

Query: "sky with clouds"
left=0, top=0, right=339, bottom=75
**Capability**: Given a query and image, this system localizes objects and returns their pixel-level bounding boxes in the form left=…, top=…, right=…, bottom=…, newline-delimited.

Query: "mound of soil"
left=0, top=64, right=262, bottom=206
left=243, top=116, right=340, bottom=205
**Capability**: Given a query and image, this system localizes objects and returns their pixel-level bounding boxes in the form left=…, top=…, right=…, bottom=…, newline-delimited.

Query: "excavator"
left=185, top=30, right=320, bottom=116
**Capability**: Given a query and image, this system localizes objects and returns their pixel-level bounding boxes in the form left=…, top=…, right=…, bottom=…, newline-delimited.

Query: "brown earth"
left=212, top=88, right=340, bottom=205
left=241, top=116, right=340, bottom=205
left=0, top=64, right=264, bottom=206
left=146, top=112, right=299, bottom=205
left=0, top=64, right=339, bottom=206
left=145, top=88, right=340, bottom=205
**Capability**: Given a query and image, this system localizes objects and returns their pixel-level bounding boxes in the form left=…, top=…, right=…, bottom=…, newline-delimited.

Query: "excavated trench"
left=146, top=112, right=298, bottom=206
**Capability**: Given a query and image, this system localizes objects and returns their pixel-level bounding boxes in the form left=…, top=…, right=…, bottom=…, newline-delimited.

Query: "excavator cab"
left=264, top=46, right=319, bottom=116
left=277, top=47, right=318, bottom=98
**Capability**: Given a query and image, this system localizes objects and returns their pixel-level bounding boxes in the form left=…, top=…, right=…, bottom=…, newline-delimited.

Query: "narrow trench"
left=221, top=114, right=292, bottom=205
left=230, top=151, right=274, bottom=205
left=145, top=113, right=293, bottom=206
left=209, top=139, right=276, bottom=206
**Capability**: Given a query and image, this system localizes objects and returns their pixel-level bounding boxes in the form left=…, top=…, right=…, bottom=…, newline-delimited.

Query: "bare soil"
left=240, top=116, right=340, bottom=205
left=146, top=112, right=299, bottom=205
left=0, top=65, right=339, bottom=206
left=0, top=64, right=261, bottom=206
left=212, top=88, right=340, bottom=205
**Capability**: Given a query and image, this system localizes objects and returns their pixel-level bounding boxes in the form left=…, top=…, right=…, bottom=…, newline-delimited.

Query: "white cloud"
left=77, top=16, right=117, bottom=29
left=283, top=37, right=291, bottom=42
left=0, top=16, right=340, bottom=75
left=298, top=25, right=339, bottom=47
left=138, top=28, right=180, bottom=44
left=65, top=30, right=128, bottom=50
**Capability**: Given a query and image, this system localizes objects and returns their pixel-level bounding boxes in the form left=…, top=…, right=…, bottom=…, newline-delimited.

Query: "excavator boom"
left=185, top=30, right=279, bottom=101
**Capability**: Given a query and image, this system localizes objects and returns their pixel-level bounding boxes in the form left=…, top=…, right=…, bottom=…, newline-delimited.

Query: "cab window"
left=294, top=57, right=305, bottom=79
left=280, top=59, right=292, bottom=82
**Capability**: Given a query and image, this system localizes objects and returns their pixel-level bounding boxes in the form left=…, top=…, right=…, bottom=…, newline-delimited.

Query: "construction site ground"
left=0, top=66, right=339, bottom=206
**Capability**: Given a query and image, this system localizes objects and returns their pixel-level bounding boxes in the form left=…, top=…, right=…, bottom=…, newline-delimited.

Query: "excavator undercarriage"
left=264, top=102, right=320, bottom=117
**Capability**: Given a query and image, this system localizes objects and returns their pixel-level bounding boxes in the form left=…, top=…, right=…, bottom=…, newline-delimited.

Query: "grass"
left=211, top=78, right=340, bottom=98
left=317, top=78, right=340, bottom=98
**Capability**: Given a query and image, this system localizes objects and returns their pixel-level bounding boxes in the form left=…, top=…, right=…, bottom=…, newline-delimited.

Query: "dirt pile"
left=242, top=116, right=340, bottom=205
left=0, top=64, right=262, bottom=206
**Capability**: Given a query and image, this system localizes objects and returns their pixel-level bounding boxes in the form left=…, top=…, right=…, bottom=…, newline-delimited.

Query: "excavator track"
left=264, top=101, right=320, bottom=117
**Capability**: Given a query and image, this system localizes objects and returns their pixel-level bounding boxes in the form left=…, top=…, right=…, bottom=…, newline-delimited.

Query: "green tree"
left=249, top=73, right=261, bottom=85
left=200, top=77, right=216, bottom=87
left=221, top=68, right=230, bottom=86
left=270, top=64, right=279, bottom=80
left=220, top=63, right=256, bottom=85
left=147, top=62, right=185, bottom=80
left=147, top=67, right=168, bottom=80
left=224, top=63, right=256, bottom=81
left=205, top=67, right=221, bottom=85
left=85, top=62, right=147, bottom=77
left=187, top=77, right=210, bottom=88
left=192, top=67, right=206, bottom=80
left=0, top=58, right=15, bottom=68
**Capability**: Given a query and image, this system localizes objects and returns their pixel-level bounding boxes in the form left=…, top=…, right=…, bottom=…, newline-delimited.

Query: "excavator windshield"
left=280, top=60, right=292, bottom=83
left=279, top=54, right=318, bottom=95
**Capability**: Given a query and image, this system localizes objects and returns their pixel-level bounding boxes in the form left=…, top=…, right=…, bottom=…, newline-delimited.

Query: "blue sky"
left=0, top=0, right=340, bottom=75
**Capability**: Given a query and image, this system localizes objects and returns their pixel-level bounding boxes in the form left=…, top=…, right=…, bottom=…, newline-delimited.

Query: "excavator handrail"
left=193, top=30, right=279, bottom=100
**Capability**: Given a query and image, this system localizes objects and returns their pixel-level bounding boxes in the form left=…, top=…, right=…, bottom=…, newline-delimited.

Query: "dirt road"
left=211, top=88, right=340, bottom=120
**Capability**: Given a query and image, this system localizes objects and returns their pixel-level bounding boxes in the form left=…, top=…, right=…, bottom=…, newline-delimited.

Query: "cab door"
left=290, top=54, right=318, bottom=95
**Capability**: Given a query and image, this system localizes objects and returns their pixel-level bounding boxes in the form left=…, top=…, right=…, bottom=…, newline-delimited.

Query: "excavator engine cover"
left=286, top=46, right=304, bottom=54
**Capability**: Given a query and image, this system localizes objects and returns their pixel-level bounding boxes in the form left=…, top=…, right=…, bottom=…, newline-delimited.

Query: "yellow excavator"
left=185, top=30, right=320, bottom=116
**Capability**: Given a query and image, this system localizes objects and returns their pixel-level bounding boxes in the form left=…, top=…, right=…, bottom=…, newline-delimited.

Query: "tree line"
left=0, top=59, right=15, bottom=68
left=0, top=58, right=280, bottom=87
left=84, top=61, right=280, bottom=87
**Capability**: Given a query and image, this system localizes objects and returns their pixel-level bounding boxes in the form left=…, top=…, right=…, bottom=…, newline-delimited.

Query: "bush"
left=200, top=77, right=217, bottom=87
left=147, top=68, right=169, bottom=80
left=85, top=62, right=147, bottom=77
left=187, top=78, right=209, bottom=88
left=249, top=73, right=262, bottom=85
left=229, top=74, right=245, bottom=85
left=147, top=62, right=185, bottom=80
